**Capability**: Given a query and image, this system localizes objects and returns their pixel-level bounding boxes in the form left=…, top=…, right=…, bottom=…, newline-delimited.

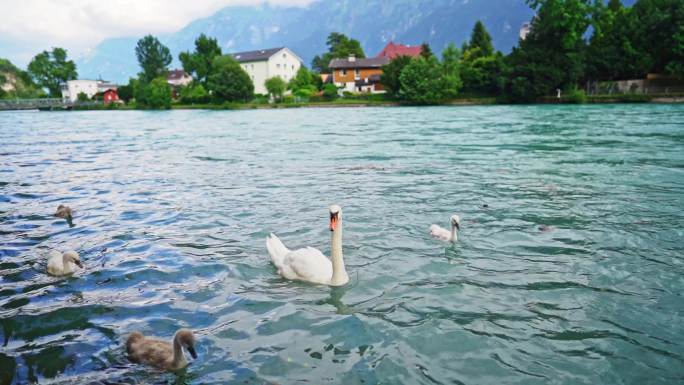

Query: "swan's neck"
left=450, top=225, right=458, bottom=242
left=171, top=335, right=187, bottom=369
left=61, top=253, right=72, bottom=272
left=330, top=224, right=348, bottom=286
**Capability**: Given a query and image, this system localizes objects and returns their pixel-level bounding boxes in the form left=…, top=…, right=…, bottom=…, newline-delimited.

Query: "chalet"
left=329, top=55, right=390, bottom=93
left=376, top=42, right=422, bottom=59
left=231, top=47, right=303, bottom=95
left=166, top=70, right=192, bottom=87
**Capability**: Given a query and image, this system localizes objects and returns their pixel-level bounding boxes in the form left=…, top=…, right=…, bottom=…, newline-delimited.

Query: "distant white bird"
left=47, top=250, right=83, bottom=276
left=266, top=205, right=349, bottom=286
left=430, top=215, right=461, bottom=243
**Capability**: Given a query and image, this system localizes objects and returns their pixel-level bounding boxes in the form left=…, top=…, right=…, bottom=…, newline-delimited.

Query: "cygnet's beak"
left=453, top=222, right=460, bottom=230
left=74, top=260, right=84, bottom=268
left=188, top=346, right=198, bottom=359
left=329, top=212, right=339, bottom=232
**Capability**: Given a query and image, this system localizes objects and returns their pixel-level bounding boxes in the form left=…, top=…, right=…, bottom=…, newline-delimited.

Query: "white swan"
left=126, top=329, right=197, bottom=371
left=430, top=214, right=461, bottom=243
left=46, top=250, right=83, bottom=276
left=266, top=205, right=349, bottom=286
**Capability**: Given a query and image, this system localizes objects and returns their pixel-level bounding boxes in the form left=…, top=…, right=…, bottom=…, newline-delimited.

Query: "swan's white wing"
left=266, top=233, right=290, bottom=269
left=46, top=251, right=63, bottom=275
left=430, top=224, right=452, bottom=242
left=281, top=247, right=333, bottom=285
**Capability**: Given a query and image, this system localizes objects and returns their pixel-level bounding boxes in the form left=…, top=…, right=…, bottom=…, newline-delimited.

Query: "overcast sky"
left=1, top=0, right=314, bottom=67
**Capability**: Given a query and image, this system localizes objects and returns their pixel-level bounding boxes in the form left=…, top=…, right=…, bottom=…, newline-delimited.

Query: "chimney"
left=348, top=54, right=356, bottom=62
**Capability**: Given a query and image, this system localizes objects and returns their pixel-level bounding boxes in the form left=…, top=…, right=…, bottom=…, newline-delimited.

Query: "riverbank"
left=67, top=92, right=684, bottom=111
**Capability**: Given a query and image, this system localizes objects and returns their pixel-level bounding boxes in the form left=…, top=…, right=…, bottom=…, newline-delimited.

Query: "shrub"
left=322, top=83, right=338, bottom=99
left=566, top=88, right=587, bottom=104
left=179, top=83, right=209, bottom=104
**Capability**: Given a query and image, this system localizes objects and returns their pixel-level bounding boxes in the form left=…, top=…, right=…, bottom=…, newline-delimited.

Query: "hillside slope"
left=77, top=0, right=535, bottom=83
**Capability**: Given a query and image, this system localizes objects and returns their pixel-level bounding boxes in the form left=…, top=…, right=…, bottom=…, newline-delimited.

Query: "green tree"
left=27, top=48, right=77, bottom=97
left=76, top=92, right=90, bottom=102
left=117, top=78, right=139, bottom=103
left=506, top=0, right=592, bottom=100
left=322, top=83, right=339, bottom=99
left=420, top=43, right=434, bottom=59
left=399, top=56, right=446, bottom=104
left=179, top=82, right=209, bottom=104
left=179, top=34, right=222, bottom=85
left=138, top=77, right=172, bottom=109
left=265, top=76, right=287, bottom=101
left=311, top=32, right=366, bottom=73
left=630, top=0, right=684, bottom=77
left=441, top=43, right=462, bottom=98
left=288, top=66, right=316, bottom=91
left=135, top=35, right=172, bottom=83
left=461, top=51, right=507, bottom=94
left=206, top=56, right=254, bottom=102
left=467, top=21, right=494, bottom=58
left=585, top=0, right=647, bottom=80
left=380, top=55, right=413, bottom=98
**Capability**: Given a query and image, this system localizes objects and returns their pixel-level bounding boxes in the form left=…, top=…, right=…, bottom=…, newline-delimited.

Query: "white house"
left=231, top=47, right=303, bottom=95
left=60, top=79, right=117, bottom=102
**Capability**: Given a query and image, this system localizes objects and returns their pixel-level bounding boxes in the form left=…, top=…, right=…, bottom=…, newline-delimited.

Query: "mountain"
left=77, top=0, right=536, bottom=83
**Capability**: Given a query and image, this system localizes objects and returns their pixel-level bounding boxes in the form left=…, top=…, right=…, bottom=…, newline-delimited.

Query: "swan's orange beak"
left=329, top=213, right=338, bottom=231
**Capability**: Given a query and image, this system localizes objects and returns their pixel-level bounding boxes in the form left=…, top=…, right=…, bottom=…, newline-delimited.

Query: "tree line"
left=1, top=0, right=681, bottom=105
left=382, top=0, right=683, bottom=103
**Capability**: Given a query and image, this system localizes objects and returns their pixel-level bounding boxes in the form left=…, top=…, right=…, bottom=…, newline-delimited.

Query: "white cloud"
left=0, top=0, right=313, bottom=66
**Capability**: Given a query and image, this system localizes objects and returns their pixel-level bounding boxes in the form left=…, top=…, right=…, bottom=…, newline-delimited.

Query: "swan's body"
left=126, top=329, right=197, bottom=371
left=266, top=205, right=349, bottom=286
left=430, top=215, right=461, bottom=243
left=46, top=250, right=83, bottom=276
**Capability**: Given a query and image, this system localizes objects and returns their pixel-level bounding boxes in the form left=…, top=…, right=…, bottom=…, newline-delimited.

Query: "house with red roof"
left=376, top=42, right=422, bottom=60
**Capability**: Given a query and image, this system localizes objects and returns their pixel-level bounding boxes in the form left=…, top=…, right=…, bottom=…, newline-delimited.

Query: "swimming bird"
left=54, top=205, right=73, bottom=221
left=430, top=215, right=461, bottom=243
left=126, top=329, right=198, bottom=371
left=266, top=205, right=349, bottom=286
left=46, top=250, right=83, bottom=276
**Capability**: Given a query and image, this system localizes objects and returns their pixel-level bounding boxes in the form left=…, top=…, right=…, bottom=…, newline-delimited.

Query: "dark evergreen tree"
left=468, top=21, right=494, bottom=57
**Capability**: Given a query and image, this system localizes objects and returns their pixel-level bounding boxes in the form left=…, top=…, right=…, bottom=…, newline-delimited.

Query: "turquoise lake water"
left=1, top=105, right=683, bottom=384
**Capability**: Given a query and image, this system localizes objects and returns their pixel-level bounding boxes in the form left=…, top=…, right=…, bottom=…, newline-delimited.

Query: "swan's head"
left=64, top=250, right=83, bottom=268
left=450, top=215, right=461, bottom=230
left=176, top=329, right=197, bottom=359
left=329, top=205, right=342, bottom=232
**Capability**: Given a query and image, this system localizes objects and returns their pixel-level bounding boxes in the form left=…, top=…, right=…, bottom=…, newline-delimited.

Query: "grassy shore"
left=71, top=92, right=684, bottom=111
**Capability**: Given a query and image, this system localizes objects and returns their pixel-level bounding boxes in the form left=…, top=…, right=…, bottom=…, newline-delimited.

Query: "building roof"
left=231, top=47, right=285, bottom=63
left=167, top=69, right=190, bottom=80
left=329, top=56, right=390, bottom=69
left=376, top=42, right=422, bottom=59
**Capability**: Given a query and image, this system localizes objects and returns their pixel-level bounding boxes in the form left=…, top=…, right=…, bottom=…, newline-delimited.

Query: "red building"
left=376, top=42, right=422, bottom=59
left=102, top=89, right=119, bottom=104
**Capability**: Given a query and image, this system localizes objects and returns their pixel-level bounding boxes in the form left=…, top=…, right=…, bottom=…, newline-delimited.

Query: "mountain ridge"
left=77, top=0, right=536, bottom=83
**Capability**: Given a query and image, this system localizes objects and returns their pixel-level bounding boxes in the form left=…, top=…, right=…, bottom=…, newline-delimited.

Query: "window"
left=283, top=53, right=286, bottom=58
left=341, top=69, right=347, bottom=76
left=277, top=64, right=281, bottom=68
left=354, top=69, right=360, bottom=79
